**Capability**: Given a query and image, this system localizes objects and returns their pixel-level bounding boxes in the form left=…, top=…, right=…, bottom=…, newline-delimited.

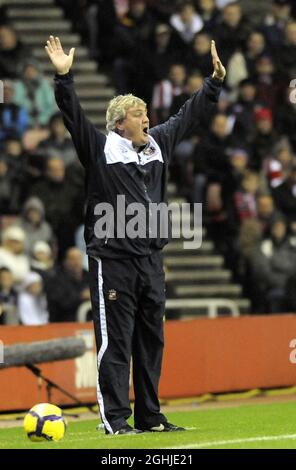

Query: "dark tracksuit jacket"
left=54, top=72, right=222, bottom=433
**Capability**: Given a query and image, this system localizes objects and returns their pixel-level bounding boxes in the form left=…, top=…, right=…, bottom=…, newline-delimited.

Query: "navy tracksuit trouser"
left=88, top=251, right=167, bottom=433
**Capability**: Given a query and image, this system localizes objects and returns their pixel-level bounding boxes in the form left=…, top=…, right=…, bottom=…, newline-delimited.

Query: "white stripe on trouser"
left=96, top=257, right=113, bottom=434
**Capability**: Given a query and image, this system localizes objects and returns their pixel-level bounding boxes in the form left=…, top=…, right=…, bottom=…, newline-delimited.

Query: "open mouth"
left=143, top=127, right=149, bottom=136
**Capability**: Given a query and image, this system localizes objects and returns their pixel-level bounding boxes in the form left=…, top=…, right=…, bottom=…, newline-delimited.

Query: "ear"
left=116, top=119, right=125, bottom=131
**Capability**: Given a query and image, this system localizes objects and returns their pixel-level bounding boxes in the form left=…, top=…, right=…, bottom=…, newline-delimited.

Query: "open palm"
left=45, top=36, right=75, bottom=75
left=211, top=40, right=226, bottom=81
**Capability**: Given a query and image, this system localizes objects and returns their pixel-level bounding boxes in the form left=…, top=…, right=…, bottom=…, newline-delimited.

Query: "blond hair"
left=106, top=94, right=147, bottom=132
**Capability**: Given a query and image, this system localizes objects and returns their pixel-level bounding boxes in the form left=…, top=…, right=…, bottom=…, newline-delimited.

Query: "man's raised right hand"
left=45, top=35, right=75, bottom=75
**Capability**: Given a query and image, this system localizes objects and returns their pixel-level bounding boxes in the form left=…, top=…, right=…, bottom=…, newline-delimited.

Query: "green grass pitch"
left=2, top=401, right=296, bottom=449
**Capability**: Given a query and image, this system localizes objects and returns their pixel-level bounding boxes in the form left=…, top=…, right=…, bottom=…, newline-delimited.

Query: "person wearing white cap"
left=30, top=241, right=55, bottom=278
left=18, top=271, right=49, bottom=325
left=0, top=226, right=30, bottom=283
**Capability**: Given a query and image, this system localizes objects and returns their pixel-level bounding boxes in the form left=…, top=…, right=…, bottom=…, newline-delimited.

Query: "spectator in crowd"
left=0, top=24, right=30, bottom=78
left=194, top=112, right=234, bottom=181
left=149, top=23, right=184, bottom=83
left=276, top=20, right=296, bottom=80
left=29, top=157, right=80, bottom=256
left=251, top=108, right=278, bottom=171
left=151, top=63, right=186, bottom=124
left=249, top=217, right=296, bottom=312
left=0, top=155, right=22, bottom=215
left=18, top=271, right=49, bottom=325
left=170, top=1, right=203, bottom=50
left=30, top=241, right=55, bottom=278
left=46, top=247, right=90, bottom=322
left=196, top=0, right=220, bottom=32
left=253, top=55, right=284, bottom=111
left=17, top=196, right=55, bottom=256
left=170, top=71, right=204, bottom=197
left=214, top=1, right=252, bottom=66
left=170, top=71, right=203, bottom=115
left=0, top=80, right=28, bottom=144
left=13, top=59, right=57, bottom=126
left=261, top=0, right=292, bottom=48
left=0, top=226, right=30, bottom=284
left=186, top=31, right=213, bottom=77
left=0, top=135, right=28, bottom=213
left=264, top=138, right=294, bottom=189
left=256, top=194, right=284, bottom=239
left=273, top=162, right=296, bottom=224
left=233, top=170, right=259, bottom=223
left=0, top=267, right=17, bottom=325
left=37, top=112, right=77, bottom=167
left=276, top=84, right=296, bottom=153
left=244, top=31, right=268, bottom=77
left=112, top=0, right=156, bottom=98
left=228, top=147, right=250, bottom=183
left=230, top=79, right=261, bottom=145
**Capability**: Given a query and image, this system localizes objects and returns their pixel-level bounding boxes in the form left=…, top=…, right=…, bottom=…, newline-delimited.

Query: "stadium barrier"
left=0, top=314, right=296, bottom=411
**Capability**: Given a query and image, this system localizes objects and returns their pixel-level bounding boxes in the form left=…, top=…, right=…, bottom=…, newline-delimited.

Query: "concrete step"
left=165, top=298, right=251, bottom=317
left=42, top=60, right=97, bottom=73
left=7, top=7, right=63, bottom=19
left=166, top=269, right=232, bottom=283
left=43, top=74, right=112, bottom=89
left=78, top=88, right=115, bottom=99
left=75, top=88, right=114, bottom=100
left=79, top=101, right=109, bottom=112
left=13, top=20, right=71, bottom=32
left=164, top=240, right=214, bottom=254
left=33, top=46, right=89, bottom=60
left=86, top=115, right=107, bottom=127
left=8, top=0, right=54, bottom=4
left=164, top=255, right=223, bottom=269
left=174, top=284, right=242, bottom=298
left=21, top=33, right=81, bottom=46
left=72, top=74, right=109, bottom=86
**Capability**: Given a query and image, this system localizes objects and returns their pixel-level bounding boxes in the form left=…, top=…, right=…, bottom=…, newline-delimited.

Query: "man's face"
left=223, top=4, right=241, bottom=27
left=257, top=196, right=274, bottom=218
left=256, top=56, right=274, bottom=74
left=64, top=248, right=83, bottom=273
left=180, top=5, right=195, bottom=24
left=169, top=65, right=186, bottom=87
left=240, top=84, right=256, bottom=102
left=46, top=159, right=65, bottom=183
left=200, top=0, right=215, bottom=12
left=51, top=118, right=66, bottom=138
left=117, top=106, right=149, bottom=146
left=247, top=32, right=265, bottom=54
left=193, top=34, right=211, bottom=55
left=0, top=26, right=17, bottom=50
left=211, top=114, right=228, bottom=138
left=256, top=118, right=273, bottom=134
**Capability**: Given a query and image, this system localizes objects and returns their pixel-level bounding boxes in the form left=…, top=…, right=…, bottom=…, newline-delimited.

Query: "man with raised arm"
left=45, top=35, right=226, bottom=435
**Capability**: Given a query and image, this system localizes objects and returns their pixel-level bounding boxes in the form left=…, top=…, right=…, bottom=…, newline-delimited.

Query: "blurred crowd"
left=0, top=0, right=296, bottom=324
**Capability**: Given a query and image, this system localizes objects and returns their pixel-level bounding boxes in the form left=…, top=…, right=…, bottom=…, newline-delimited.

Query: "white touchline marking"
left=165, top=433, right=296, bottom=449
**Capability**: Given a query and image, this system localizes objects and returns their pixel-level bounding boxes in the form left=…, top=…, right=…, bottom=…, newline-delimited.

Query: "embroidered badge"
left=143, top=146, right=156, bottom=156
left=108, top=289, right=117, bottom=300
